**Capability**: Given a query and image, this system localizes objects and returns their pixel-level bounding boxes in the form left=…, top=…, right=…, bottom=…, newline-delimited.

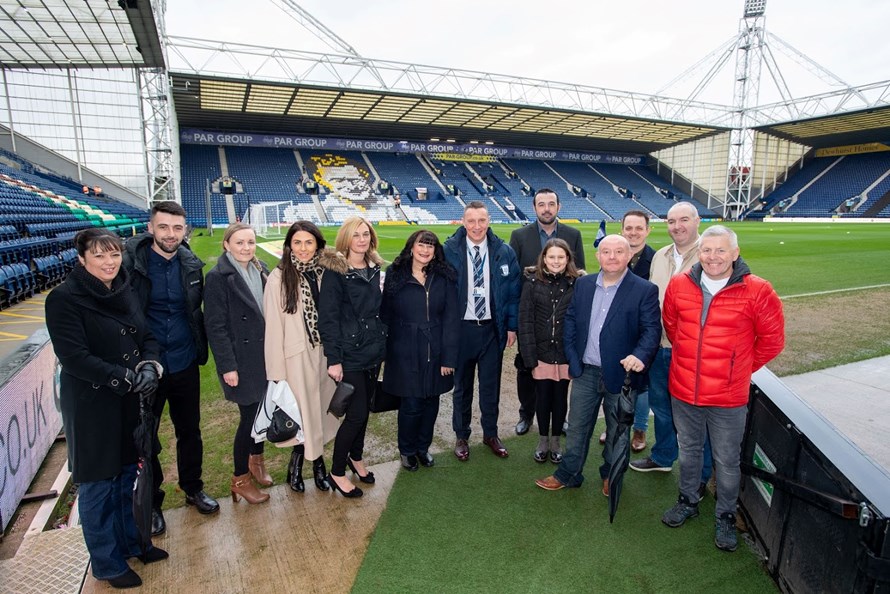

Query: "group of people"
left=45, top=193, right=784, bottom=588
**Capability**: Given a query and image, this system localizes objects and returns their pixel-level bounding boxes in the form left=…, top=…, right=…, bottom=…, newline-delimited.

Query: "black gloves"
left=132, top=364, right=159, bottom=397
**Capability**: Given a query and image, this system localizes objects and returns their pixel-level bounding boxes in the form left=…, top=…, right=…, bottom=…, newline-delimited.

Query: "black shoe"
left=417, top=452, right=435, bottom=467
left=150, top=508, right=166, bottom=536
left=138, top=546, right=169, bottom=564
left=328, top=474, right=363, bottom=498
left=185, top=490, right=220, bottom=515
left=347, top=458, right=376, bottom=484
left=108, top=569, right=142, bottom=589
left=287, top=448, right=305, bottom=492
left=312, top=457, right=331, bottom=491
left=515, top=417, right=531, bottom=436
left=400, top=454, right=419, bottom=471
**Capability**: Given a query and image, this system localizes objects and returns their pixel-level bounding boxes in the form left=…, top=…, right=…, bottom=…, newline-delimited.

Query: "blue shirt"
left=146, top=248, right=196, bottom=373
left=582, top=269, right=628, bottom=367
left=537, top=221, right=559, bottom=250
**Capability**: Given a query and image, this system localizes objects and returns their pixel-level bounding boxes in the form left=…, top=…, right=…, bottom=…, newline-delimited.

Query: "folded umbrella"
left=607, top=373, right=636, bottom=523
left=132, top=391, right=159, bottom=555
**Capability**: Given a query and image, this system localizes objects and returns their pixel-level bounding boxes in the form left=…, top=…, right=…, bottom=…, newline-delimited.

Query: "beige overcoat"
left=264, top=266, right=339, bottom=460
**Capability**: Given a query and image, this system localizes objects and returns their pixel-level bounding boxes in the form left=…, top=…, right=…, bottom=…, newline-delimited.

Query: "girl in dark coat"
left=204, top=223, right=271, bottom=504
left=318, top=216, right=386, bottom=498
left=45, top=228, right=166, bottom=590
left=381, top=230, right=459, bottom=471
left=518, top=238, right=582, bottom=464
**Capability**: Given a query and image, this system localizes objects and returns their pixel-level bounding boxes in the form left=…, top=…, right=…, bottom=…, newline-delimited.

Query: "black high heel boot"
left=286, top=446, right=305, bottom=492
left=312, top=457, right=331, bottom=491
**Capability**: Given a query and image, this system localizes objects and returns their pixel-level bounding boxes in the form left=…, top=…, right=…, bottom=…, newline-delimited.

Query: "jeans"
left=633, top=389, right=649, bottom=432
left=152, top=361, right=204, bottom=506
left=398, top=395, right=440, bottom=456
left=78, top=463, right=142, bottom=580
left=672, top=398, right=747, bottom=516
left=554, top=365, right=618, bottom=487
left=648, top=348, right=713, bottom=481
left=452, top=322, right=502, bottom=439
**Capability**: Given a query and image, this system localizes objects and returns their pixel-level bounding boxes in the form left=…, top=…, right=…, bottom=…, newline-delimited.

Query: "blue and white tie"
left=473, top=246, right=486, bottom=319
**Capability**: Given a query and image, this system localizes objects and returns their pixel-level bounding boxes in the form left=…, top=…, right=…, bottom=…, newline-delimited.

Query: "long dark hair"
left=387, top=230, right=453, bottom=291
left=278, top=220, right=326, bottom=314
left=535, top=238, right=581, bottom=282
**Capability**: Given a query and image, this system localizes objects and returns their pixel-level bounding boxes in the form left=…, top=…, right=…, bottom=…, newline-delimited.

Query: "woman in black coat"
left=204, top=223, right=271, bottom=505
left=318, top=216, right=386, bottom=498
left=518, top=238, right=582, bottom=465
left=381, top=230, right=459, bottom=471
left=45, top=228, right=166, bottom=590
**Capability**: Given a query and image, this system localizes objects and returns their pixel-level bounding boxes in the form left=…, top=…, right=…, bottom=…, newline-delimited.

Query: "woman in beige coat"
left=264, top=221, right=339, bottom=492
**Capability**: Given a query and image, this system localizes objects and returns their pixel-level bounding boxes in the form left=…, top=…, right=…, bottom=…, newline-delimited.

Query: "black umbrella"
left=607, top=373, right=636, bottom=523
left=132, top=391, right=159, bottom=555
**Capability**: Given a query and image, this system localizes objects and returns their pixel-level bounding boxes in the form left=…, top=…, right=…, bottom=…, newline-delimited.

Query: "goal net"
left=244, top=201, right=290, bottom=237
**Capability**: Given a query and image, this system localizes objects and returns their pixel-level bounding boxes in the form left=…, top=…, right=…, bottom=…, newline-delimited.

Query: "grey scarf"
left=226, top=252, right=264, bottom=314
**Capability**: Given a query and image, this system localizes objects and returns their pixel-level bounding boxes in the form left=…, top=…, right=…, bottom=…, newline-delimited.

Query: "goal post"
left=244, top=201, right=290, bottom=237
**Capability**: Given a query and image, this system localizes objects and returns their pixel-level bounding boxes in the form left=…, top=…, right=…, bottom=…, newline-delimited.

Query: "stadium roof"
left=169, top=73, right=729, bottom=155
left=0, top=0, right=164, bottom=69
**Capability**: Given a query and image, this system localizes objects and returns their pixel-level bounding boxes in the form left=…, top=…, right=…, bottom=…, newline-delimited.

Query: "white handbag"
left=252, top=380, right=305, bottom=446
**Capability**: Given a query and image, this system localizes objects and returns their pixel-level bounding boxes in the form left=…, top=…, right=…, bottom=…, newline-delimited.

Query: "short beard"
left=153, top=237, right=180, bottom=254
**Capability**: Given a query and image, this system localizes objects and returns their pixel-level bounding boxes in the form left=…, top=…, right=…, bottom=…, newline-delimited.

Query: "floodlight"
left=744, top=0, right=766, bottom=17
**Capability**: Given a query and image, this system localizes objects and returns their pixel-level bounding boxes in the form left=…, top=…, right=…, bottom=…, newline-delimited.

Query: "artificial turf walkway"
left=353, top=429, right=777, bottom=593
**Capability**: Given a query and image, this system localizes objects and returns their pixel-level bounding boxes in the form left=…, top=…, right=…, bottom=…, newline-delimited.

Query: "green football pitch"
left=242, top=221, right=890, bottom=297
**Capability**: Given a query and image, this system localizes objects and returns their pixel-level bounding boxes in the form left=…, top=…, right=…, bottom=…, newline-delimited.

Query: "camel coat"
left=264, top=267, right=339, bottom=460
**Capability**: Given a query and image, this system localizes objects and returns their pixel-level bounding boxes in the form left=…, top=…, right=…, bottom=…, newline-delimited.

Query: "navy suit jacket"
left=563, top=270, right=661, bottom=393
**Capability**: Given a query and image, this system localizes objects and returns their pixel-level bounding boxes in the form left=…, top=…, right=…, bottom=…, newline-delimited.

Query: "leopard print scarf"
left=292, top=253, right=323, bottom=346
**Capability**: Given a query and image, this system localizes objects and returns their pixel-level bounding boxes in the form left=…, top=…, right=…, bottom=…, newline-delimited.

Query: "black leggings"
left=234, top=401, right=265, bottom=476
left=535, top=378, right=569, bottom=437
left=331, top=368, right=374, bottom=476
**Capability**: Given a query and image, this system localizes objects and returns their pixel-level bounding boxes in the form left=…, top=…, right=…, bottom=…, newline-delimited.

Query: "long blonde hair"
left=335, top=216, right=382, bottom=266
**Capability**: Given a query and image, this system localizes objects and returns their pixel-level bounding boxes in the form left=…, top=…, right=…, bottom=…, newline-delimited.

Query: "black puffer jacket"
left=518, top=267, right=579, bottom=368
left=122, top=233, right=208, bottom=365
left=318, top=250, right=387, bottom=372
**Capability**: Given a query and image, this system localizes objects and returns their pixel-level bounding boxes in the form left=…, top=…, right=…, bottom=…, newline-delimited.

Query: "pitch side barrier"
left=0, top=329, right=62, bottom=532
left=742, top=368, right=890, bottom=593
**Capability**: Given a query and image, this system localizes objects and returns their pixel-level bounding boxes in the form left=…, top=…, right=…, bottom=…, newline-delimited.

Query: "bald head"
left=596, top=234, right=631, bottom=281
left=666, top=202, right=701, bottom=253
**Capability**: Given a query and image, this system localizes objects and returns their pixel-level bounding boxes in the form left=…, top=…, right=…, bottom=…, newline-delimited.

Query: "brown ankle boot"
left=248, top=454, right=273, bottom=487
left=231, top=473, right=270, bottom=504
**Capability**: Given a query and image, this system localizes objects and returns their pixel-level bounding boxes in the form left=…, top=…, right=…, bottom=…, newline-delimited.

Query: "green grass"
left=353, top=430, right=777, bottom=593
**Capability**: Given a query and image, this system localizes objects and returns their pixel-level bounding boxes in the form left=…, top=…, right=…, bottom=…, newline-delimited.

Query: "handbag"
left=370, top=379, right=401, bottom=413
left=267, top=406, right=299, bottom=443
left=327, top=381, right=355, bottom=418
left=253, top=381, right=303, bottom=444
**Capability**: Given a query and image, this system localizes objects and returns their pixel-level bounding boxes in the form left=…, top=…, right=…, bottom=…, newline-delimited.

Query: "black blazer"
left=509, top=221, right=586, bottom=271
left=630, top=244, right=656, bottom=281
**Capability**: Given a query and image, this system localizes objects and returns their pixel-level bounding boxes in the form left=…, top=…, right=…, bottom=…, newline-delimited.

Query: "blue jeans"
left=633, top=389, right=649, bottom=432
left=77, top=463, right=142, bottom=580
left=648, top=348, right=713, bottom=481
left=554, top=365, right=618, bottom=487
left=672, top=398, right=747, bottom=516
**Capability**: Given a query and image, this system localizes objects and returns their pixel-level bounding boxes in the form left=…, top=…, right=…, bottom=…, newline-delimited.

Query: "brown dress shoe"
left=602, top=479, right=610, bottom=497
left=631, top=430, right=647, bottom=452
left=535, top=476, right=565, bottom=491
left=599, top=431, right=607, bottom=445
left=483, top=436, right=509, bottom=458
left=454, top=438, right=470, bottom=461
left=248, top=454, right=273, bottom=486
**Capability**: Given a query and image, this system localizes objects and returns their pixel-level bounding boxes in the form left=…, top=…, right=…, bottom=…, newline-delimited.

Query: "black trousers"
left=516, top=364, right=536, bottom=422
left=398, top=395, right=440, bottom=456
left=233, top=401, right=264, bottom=476
left=151, top=362, right=204, bottom=507
left=535, top=378, right=569, bottom=436
left=331, top=368, right=374, bottom=476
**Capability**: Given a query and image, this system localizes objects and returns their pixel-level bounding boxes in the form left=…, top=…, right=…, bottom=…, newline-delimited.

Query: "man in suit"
left=444, top=201, right=521, bottom=460
left=535, top=235, right=660, bottom=494
left=509, top=188, right=585, bottom=436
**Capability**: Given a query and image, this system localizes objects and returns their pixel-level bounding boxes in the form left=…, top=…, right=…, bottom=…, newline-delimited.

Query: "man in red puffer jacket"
left=660, top=225, right=784, bottom=553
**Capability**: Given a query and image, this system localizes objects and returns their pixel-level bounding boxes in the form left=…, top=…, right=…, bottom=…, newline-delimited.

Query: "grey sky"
left=165, top=0, right=889, bottom=106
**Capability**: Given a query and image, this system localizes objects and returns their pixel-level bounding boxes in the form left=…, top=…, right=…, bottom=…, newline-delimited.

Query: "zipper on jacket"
left=692, top=278, right=744, bottom=405
left=425, top=280, right=431, bottom=363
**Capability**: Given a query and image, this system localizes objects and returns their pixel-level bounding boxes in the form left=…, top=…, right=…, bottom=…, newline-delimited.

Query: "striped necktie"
left=473, top=245, right=486, bottom=319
